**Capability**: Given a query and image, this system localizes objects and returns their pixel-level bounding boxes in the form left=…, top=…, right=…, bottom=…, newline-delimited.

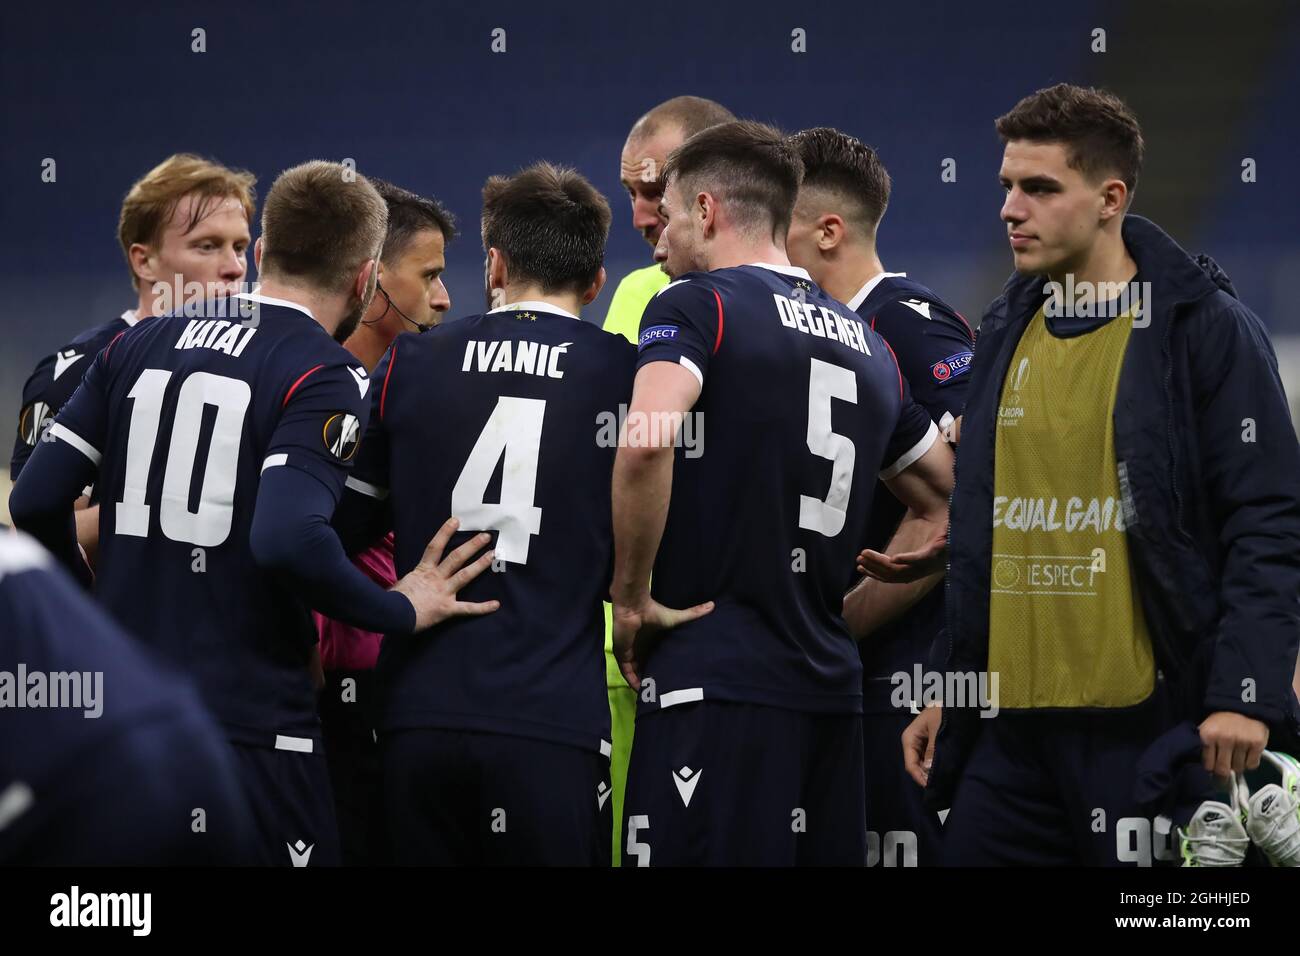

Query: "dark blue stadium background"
left=2, top=0, right=1299, bottom=470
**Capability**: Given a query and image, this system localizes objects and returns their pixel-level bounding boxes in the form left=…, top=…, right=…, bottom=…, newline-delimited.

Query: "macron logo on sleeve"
left=53, top=350, right=85, bottom=380
left=348, top=366, right=369, bottom=398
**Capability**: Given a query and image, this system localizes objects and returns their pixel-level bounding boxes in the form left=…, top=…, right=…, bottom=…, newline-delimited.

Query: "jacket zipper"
left=932, top=310, right=1006, bottom=785
left=1155, top=306, right=1191, bottom=677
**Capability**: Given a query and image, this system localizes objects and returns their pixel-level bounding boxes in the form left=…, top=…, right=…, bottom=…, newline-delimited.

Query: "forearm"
left=844, top=509, right=946, bottom=639
left=611, top=445, right=673, bottom=608
left=9, top=439, right=95, bottom=582
left=251, top=467, right=415, bottom=634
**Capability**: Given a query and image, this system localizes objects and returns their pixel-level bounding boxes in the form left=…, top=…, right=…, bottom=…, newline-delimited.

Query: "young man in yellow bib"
left=898, top=84, right=1300, bottom=865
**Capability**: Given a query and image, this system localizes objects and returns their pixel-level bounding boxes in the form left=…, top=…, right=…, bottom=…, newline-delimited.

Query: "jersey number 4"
left=799, top=358, right=857, bottom=538
left=115, top=369, right=250, bottom=546
left=450, top=396, right=545, bottom=565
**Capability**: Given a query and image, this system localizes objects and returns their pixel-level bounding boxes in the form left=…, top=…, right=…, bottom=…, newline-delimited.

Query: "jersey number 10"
left=115, top=369, right=250, bottom=547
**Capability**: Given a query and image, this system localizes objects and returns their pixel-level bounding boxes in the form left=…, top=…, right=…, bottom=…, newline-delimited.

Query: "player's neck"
left=706, top=237, right=790, bottom=272
left=136, top=287, right=165, bottom=319
left=821, top=248, right=886, bottom=306
left=1049, top=226, right=1137, bottom=290
left=253, top=280, right=342, bottom=335
left=498, top=285, right=584, bottom=318
left=344, top=323, right=392, bottom=373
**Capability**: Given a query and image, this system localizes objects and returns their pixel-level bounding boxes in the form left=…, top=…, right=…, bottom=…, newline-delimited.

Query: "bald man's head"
left=620, top=95, right=735, bottom=248
left=629, top=95, right=737, bottom=144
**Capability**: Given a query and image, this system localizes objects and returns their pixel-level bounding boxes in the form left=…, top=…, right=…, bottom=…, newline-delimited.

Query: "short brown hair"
left=789, top=127, right=891, bottom=234
left=117, top=153, right=257, bottom=289
left=662, top=120, right=804, bottom=241
left=481, top=162, right=611, bottom=295
left=629, top=95, right=736, bottom=142
left=370, top=178, right=456, bottom=266
left=258, top=161, right=388, bottom=293
left=995, top=83, right=1144, bottom=195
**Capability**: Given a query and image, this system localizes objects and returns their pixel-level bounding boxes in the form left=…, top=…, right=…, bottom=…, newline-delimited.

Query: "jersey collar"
left=488, top=300, right=580, bottom=321
left=745, top=262, right=813, bottom=281
left=233, top=290, right=318, bottom=322
left=120, top=309, right=140, bottom=327
left=846, top=271, right=908, bottom=312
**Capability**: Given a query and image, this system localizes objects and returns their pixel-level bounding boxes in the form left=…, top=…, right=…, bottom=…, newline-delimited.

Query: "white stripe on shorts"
left=659, top=687, right=704, bottom=709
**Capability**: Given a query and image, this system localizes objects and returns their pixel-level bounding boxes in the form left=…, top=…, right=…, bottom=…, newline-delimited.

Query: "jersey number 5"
left=450, top=396, right=545, bottom=565
left=116, top=369, right=250, bottom=546
left=799, top=358, right=857, bottom=538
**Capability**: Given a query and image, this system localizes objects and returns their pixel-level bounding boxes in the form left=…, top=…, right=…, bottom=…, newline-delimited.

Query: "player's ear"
left=354, top=258, right=377, bottom=301
left=697, top=191, right=717, bottom=236
left=1098, top=177, right=1128, bottom=223
left=818, top=214, right=846, bottom=252
left=253, top=236, right=264, bottom=270
left=581, top=267, right=607, bottom=306
left=487, top=247, right=509, bottom=292
left=129, top=242, right=157, bottom=286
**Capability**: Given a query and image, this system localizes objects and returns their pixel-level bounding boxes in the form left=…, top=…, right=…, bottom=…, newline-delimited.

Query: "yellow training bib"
left=987, top=305, right=1155, bottom=709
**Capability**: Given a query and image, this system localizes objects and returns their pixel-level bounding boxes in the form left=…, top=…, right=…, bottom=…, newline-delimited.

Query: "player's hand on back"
left=611, top=597, right=715, bottom=692
left=391, top=517, right=500, bottom=631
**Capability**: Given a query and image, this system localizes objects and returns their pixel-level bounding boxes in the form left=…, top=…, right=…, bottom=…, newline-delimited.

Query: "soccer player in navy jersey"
left=0, top=531, right=255, bottom=865
left=336, top=162, right=643, bottom=865
left=11, top=161, right=498, bottom=866
left=9, top=154, right=256, bottom=561
left=604, top=94, right=735, bottom=866
left=785, top=127, right=975, bottom=866
left=610, top=121, right=956, bottom=866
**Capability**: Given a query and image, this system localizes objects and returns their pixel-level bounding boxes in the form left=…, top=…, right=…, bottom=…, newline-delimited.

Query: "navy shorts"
left=863, top=709, right=944, bottom=866
left=229, top=739, right=341, bottom=867
left=942, top=686, right=1185, bottom=866
left=383, top=727, right=611, bottom=866
left=320, top=668, right=388, bottom=865
left=622, top=700, right=866, bottom=866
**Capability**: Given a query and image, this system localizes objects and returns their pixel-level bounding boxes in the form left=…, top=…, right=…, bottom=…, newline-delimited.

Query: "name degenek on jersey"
left=772, top=292, right=872, bottom=355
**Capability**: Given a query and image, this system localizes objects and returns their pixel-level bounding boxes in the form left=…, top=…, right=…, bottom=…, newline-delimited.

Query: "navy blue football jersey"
left=11, top=310, right=142, bottom=481
left=633, top=263, right=938, bottom=715
left=0, top=532, right=252, bottom=864
left=846, top=273, right=974, bottom=708
left=349, top=301, right=636, bottom=753
left=50, top=292, right=372, bottom=745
